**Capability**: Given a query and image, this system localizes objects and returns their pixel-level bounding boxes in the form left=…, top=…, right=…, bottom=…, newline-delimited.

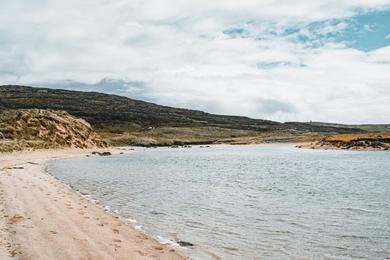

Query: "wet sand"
left=0, top=148, right=185, bottom=259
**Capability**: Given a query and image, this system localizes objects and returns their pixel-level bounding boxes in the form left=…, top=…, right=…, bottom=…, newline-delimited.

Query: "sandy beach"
left=0, top=148, right=185, bottom=260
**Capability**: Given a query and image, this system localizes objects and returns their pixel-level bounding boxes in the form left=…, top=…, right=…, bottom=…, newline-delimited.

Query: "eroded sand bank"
left=0, top=148, right=185, bottom=259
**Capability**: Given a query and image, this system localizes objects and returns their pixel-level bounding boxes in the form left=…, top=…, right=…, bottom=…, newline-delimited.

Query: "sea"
left=47, top=145, right=390, bottom=259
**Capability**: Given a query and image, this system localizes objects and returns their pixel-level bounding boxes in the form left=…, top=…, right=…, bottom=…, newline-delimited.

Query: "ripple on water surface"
left=48, top=145, right=390, bottom=259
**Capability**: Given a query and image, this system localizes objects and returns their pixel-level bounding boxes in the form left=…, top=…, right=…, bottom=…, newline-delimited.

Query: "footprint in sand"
left=73, top=237, right=88, bottom=242
left=137, top=234, right=148, bottom=240
left=9, top=215, right=24, bottom=224
left=112, top=244, right=121, bottom=251
left=49, top=230, right=58, bottom=234
left=136, top=250, right=148, bottom=256
left=112, top=229, right=119, bottom=234
left=8, top=248, right=18, bottom=257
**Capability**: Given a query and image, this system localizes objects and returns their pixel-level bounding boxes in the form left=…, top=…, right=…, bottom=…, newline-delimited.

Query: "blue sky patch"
left=223, top=27, right=249, bottom=38
left=290, top=9, right=390, bottom=51
left=338, top=9, right=390, bottom=51
left=256, top=61, right=295, bottom=69
left=243, top=9, right=390, bottom=52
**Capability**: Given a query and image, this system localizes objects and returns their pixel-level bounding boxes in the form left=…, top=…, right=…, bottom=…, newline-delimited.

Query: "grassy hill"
left=0, top=85, right=281, bottom=130
left=296, top=122, right=390, bottom=133
left=0, top=85, right=376, bottom=146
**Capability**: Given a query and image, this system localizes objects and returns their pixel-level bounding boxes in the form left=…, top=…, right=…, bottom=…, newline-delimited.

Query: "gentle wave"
left=48, top=145, right=390, bottom=259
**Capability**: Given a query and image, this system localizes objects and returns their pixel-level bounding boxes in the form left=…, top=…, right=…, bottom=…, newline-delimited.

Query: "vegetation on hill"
left=0, top=109, right=107, bottom=152
left=283, top=122, right=366, bottom=134
left=300, top=122, right=390, bottom=133
left=323, top=133, right=390, bottom=142
left=301, top=133, right=390, bottom=151
left=1, top=85, right=386, bottom=146
left=0, top=85, right=281, bottom=130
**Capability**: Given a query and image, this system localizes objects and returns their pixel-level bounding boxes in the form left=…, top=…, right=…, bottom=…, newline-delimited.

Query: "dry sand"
left=0, top=148, right=185, bottom=260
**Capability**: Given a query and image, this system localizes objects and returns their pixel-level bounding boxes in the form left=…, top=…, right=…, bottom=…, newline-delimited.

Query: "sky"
left=1, top=0, right=390, bottom=124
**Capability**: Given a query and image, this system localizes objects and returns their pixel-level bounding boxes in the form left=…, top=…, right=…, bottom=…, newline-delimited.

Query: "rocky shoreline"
left=298, top=139, right=390, bottom=151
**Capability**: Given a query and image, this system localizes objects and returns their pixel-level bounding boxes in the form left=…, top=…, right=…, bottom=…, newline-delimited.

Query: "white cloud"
left=1, top=0, right=390, bottom=123
left=363, top=24, right=374, bottom=32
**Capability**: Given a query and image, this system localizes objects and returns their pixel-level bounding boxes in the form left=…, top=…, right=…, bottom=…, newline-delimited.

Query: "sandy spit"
left=0, top=148, right=185, bottom=260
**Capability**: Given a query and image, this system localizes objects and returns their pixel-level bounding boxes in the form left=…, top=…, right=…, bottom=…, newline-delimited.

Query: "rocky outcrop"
left=0, top=109, right=108, bottom=152
left=299, top=133, right=390, bottom=151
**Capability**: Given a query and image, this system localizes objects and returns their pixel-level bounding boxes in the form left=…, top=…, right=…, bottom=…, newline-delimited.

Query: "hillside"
left=0, top=109, right=107, bottom=152
left=0, top=85, right=372, bottom=146
left=0, top=85, right=281, bottom=130
left=283, top=122, right=366, bottom=134
left=294, top=122, right=390, bottom=133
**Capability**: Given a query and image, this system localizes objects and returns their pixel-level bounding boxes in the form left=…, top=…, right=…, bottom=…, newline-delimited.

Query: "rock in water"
left=177, top=241, right=194, bottom=247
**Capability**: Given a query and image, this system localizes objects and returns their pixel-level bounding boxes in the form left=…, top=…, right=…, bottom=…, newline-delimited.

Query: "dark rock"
left=150, top=210, right=165, bottom=215
left=27, top=162, right=39, bottom=165
left=92, top=151, right=111, bottom=156
left=177, top=241, right=194, bottom=247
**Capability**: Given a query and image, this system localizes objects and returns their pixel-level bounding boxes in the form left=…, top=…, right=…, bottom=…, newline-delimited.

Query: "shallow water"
left=48, top=145, right=390, bottom=259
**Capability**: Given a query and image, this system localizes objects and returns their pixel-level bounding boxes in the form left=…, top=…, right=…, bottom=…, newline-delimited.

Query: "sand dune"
left=0, top=148, right=184, bottom=259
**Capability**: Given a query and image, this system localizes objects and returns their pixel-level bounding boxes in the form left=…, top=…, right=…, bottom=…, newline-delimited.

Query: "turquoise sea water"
left=48, top=145, right=390, bottom=259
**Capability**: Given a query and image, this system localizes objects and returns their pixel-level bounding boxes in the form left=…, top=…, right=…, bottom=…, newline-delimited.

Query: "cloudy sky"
left=1, top=0, right=390, bottom=123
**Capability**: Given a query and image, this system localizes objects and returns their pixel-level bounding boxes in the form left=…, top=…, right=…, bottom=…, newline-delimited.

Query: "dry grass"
left=99, top=126, right=258, bottom=146
left=99, top=126, right=324, bottom=146
left=0, top=109, right=107, bottom=152
left=323, top=133, right=390, bottom=142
